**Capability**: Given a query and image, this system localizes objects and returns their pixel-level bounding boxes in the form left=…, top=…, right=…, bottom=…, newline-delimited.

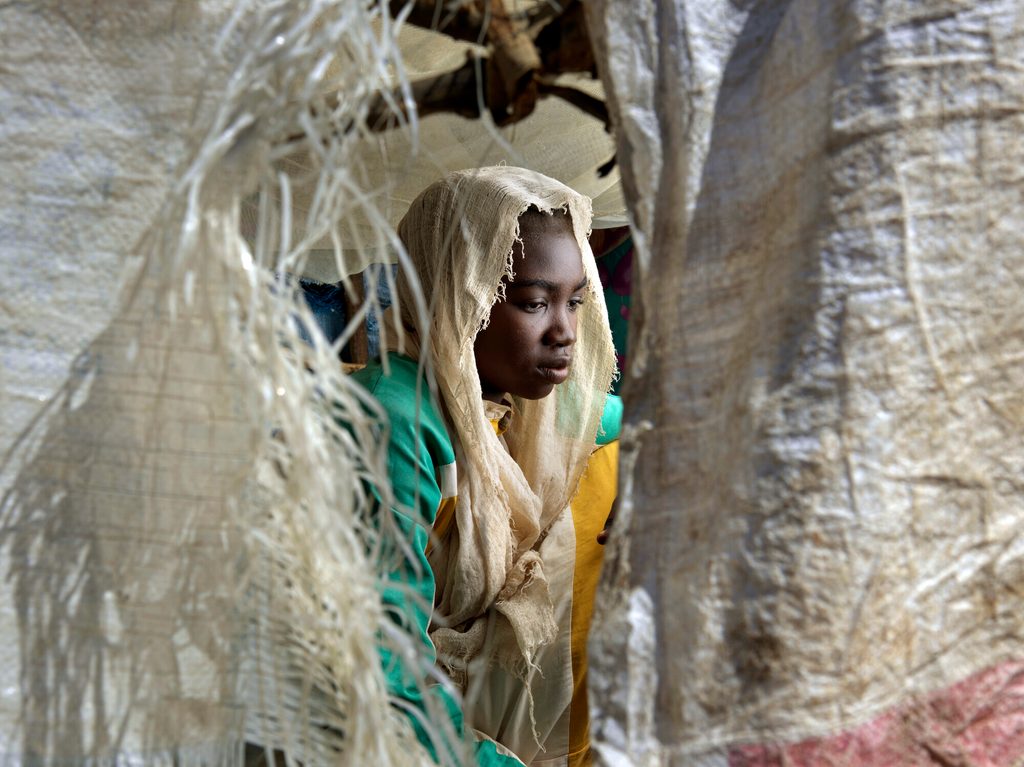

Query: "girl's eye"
left=568, top=297, right=586, bottom=312
left=522, top=301, right=546, bottom=312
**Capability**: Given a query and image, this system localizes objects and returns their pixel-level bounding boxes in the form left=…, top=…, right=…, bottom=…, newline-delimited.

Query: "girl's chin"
left=515, top=381, right=557, bottom=401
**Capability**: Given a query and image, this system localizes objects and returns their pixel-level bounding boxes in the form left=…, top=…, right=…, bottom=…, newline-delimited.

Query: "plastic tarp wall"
left=1, top=3, right=242, bottom=752
left=586, top=1, right=1024, bottom=765
left=0, top=1, right=620, bottom=764
left=1, top=2, right=446, bottom=763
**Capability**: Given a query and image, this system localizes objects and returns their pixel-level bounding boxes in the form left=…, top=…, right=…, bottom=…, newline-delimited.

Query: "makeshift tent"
left=588, top=1, right=1024, bottom=764
left=3, top=1, right=1023, bottom=765
left=1, top=2, right=619, bottom=763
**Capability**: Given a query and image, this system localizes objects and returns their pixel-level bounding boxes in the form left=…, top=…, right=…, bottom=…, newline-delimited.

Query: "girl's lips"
left=538, top=364, right=570, bottom=384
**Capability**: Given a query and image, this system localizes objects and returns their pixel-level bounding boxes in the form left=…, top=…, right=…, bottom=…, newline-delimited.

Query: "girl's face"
left=473, top=224, right=587, bottom=403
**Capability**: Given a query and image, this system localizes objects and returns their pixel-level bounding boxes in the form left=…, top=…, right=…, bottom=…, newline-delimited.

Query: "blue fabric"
left=362, top=263, right=398, bottom=359
left=298, top=279, right=348, bottom=345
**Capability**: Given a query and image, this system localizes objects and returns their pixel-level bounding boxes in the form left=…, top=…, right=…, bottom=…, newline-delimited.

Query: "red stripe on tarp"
left=729, top=660, right=1024, bottom=766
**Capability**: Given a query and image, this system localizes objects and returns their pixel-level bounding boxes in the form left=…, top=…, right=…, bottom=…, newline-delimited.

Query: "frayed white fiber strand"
left=1, top=1, right=465, bottom=764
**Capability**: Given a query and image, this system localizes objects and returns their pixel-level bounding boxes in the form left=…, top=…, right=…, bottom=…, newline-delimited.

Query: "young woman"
left=354, top=167, right=619, bottom=766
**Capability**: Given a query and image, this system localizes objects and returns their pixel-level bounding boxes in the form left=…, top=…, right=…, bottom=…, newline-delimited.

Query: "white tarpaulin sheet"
left=7, top=0, right=1024, bottom=764
left=0, top=1, right=623, bottom=764
left=588, top=1, right=1024, bottom=764
left=1, top=2, right=439, bottom=763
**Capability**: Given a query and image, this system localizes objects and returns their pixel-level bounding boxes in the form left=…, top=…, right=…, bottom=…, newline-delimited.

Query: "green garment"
left=353, top=353, right=622, bottom=766
left=352, top=355, right=520, bottom=767
left=596, top=392, right=622, bottom=446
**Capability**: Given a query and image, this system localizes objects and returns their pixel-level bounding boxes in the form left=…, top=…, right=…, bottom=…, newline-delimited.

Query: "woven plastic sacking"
left=0, top=2, right=456, bottom=764
left=587, top=1, right=1024, bottom=765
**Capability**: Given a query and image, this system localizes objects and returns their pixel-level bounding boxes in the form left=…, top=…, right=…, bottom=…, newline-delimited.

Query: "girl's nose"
left=545, top=307, right=577, bottom=347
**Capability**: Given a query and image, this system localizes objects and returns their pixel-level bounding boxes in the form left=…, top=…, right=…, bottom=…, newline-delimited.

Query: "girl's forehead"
left=509, top=229, right=585, bottom=284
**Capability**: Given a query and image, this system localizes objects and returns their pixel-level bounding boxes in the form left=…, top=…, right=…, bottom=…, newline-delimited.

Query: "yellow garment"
left=432, top=410, right=618, bottom=766
left=567, top=441, right=618, bottom=767
left=429, top=400, right=511, bottom=555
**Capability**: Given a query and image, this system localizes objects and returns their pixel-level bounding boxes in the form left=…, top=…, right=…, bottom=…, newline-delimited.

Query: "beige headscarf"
left=393, top=167, right=616, bottom=684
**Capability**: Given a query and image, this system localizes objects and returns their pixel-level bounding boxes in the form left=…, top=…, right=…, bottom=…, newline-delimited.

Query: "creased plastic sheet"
left=1, top=1, right=241, bottom=752
left=587, top=1, right=1024, bottom=765
left=245, top=7, right=625, bottom=282
left=1, top=2, right=451, bottom=764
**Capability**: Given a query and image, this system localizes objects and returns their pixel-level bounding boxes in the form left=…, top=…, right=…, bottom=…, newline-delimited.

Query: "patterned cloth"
left=595, top=237, right=632, bottom=394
